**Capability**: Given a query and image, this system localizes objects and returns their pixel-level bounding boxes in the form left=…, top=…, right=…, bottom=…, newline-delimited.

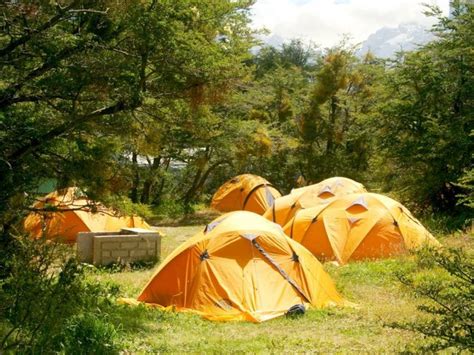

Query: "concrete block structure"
left=77, top=228, right=161, bottom=266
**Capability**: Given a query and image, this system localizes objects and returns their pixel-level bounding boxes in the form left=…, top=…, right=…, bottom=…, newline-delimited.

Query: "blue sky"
left=251, top=0, right=450, bottom=47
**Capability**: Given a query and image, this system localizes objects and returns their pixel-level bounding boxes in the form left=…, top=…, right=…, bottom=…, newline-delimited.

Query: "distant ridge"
left=359, top=23, right=434, bottom=58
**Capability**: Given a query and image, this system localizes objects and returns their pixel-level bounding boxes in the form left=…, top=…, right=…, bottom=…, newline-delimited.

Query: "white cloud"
left=251, top=0, right=450, bottom=48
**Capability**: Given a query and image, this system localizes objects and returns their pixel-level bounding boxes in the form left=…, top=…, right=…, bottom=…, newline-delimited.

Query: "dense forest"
left=0, top=1, right=473, bottom=352
left=1, top=1, right=472, bottom=230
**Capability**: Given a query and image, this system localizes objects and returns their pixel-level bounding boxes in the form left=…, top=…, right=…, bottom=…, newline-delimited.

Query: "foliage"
left=1, top=1, right=472, bottom=228
left=151, top=200, right=188, bottom=220
left=299, top=47, right=384, bottom=184
left=103, top=194, right=153, bottom=219
left=456, top=163, right=474, bottom=210
left=0, top=0, right=256, bottom=231
left=61, top=314, right=119, bottom=354
left=376, top=4, right=474, bottom=213
left=420, top=212, right=473, bottom=235
left=0, top=2, right=472, bottom=352
left=391, top=247, right=474, bottom=352
left=0, top=235, right=120, bottom=353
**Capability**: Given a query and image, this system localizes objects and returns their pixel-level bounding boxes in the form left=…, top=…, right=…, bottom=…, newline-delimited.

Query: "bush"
left=103, top=195, right=153, bottom=219
left=390, top=247, right=474, bottom=352
left=0, top=235, right=121, bottom=353
left=420, top=212, right=473, bottom=235
left=60, top=314, right=119, bottom=354
left=151, top=200, right=188, bottom=220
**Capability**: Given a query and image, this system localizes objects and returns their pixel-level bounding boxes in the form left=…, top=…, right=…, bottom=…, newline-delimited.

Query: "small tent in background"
left=24, top=187, right=151, bottom=243
left=135, top=211, right=348, bottom=322
left=284, top=193, right=440, bottom=264
left=290, top=177, right=367, bottom=197
left=264, top=177, right=366, bottom=227
left=211, top=174, right=281, bottom=215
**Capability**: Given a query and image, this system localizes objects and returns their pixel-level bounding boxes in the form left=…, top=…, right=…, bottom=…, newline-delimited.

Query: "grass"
left=88, top=212, right=473, bottom=353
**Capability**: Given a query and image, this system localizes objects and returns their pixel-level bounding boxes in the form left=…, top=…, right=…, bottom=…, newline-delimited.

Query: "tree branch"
left=0, top=1, right=79, bottom=57
left=0, top=42, right=88, bottom=109
left=8, top=99, right=139, bottom=164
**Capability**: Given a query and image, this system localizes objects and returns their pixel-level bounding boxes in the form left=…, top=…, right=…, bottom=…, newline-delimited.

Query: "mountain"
left=359, top=23, right=434, bottom=58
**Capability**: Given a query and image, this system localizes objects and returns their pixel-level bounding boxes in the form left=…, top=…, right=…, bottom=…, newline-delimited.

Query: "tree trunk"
left=130, top=152, right=140, bottom=203
left=326, top=95, right=338, bottom=156
left=140, top=157, right=161, bottom=204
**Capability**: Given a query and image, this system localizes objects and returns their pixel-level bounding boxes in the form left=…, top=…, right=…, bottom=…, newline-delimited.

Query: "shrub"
left=103, top=195, right=153, bottom=219
left=0, top=235, right=121, bottom=353
left=390, top=247, right=474, bottom=352
left=60, top=314, right=119, bottom=354
left=151, top=200, right=187, bottom=220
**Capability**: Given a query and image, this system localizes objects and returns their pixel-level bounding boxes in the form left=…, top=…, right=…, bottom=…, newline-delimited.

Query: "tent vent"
left=312, top=216, right=318, bottom=223
left=318, top=185, right=335, bottom=197
left=204, top=218, right=227, bottom=234
left=242, top=233, right=258, bottom=241
left=291, top=202, right=297, bottom=209
left=200, top=250, right=210, bottom=261
left=334, top=179, right=344, bottom=187
left=348, top=217, right=360, bottom=225
left=292, top=252, right=299, bottom=262
left=347, top=196, right=369, bottom=211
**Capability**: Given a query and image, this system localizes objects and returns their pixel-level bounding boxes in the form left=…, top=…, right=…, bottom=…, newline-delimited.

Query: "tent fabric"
left=135, top=211, right=348, bottom=323
left=264, top=177, right=366, bottom=227
left=290, top=177, right=366, bottom=197
left=283, top=193, right=440, bottom=264
left=24, top=187, right=151, bottom=243
left=211, top=174, right=281, bottom=215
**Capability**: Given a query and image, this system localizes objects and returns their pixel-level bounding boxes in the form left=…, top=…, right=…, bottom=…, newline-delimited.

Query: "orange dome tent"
left=211, top=174, right=281, bottom=215
left=284, top=193, right=440, bottom=264
left=24, top=187, right=151, bottom=243
left=290, top=177, right=366, bottom=197
left=134, top=211, right=348, bottom=322
left=264, top=177, right=366, bottom=227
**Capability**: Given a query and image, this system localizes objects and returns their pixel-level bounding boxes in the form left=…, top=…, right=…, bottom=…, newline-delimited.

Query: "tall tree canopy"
left=376, top=4, right=473, bottom=212
left=0, top=1, right=472, bottom=236
left=0, top=0, right=255, bottom=234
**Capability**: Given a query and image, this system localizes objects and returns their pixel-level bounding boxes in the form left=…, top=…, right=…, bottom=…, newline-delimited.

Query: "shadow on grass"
left=151, top=209, right=221, bottom=227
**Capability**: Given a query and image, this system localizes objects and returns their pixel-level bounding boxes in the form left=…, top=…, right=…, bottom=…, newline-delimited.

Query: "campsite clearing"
left=90, top=216, right=472, bottom=353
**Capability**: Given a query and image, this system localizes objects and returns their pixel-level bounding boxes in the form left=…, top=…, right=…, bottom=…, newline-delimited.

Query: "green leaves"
left=376, top=5, right=474, bottom=213
left=391, top=247, right=474, bottom=352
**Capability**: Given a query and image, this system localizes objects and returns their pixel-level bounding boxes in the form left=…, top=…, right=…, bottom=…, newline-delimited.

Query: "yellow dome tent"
left=134, top=211, right=348, bottom=322
left=211, top=174, right=281, bottom=215
left=24, top=187, right=151, bottom=243
left=290, top=177, right=366, bottom=197
left=264, top=177, right=366, bottom=227
left=284, top=193, right=440, bottom=264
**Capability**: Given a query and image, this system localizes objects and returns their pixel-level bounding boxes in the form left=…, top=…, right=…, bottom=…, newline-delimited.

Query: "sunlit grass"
left=87, top=217, right=472, bottom=353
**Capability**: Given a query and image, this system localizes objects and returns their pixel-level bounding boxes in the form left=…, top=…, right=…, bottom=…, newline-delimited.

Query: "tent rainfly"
left=284, top=192, right=440, bottom=264
left=24, top=187, right=151, bottom=243
left=211, top=174, right=281, bottom=215
left=264, top=177, right=367, bottom=227
left=131, top=211, right=349, bottom=322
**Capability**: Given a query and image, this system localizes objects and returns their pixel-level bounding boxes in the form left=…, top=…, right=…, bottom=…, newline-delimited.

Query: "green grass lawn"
left=90, top=214, right=473, bottom=353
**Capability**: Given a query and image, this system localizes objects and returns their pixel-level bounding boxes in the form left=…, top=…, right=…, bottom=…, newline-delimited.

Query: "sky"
left=250, top=0, right=451, bottom=48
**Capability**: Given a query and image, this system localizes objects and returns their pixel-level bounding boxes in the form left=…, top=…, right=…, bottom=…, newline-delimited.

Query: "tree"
left=376, top=4, right=474, bottom=213
left=299, top=45, right=385, bottom=184
left=391, top=247, right=474, bottom=352
left=0, top=0, right=256, bottom=231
